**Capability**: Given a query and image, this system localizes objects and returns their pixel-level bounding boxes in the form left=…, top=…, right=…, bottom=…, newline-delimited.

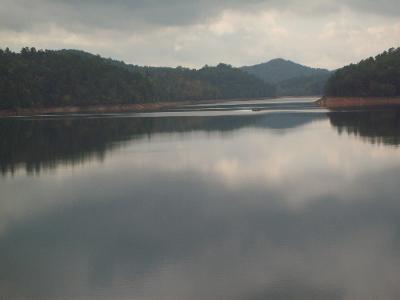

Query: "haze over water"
left=1, top=98, right=400, bottom=300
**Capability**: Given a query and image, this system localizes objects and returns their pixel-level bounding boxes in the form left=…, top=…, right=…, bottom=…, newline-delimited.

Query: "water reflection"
left=328, top=108, right=400, bottom=146
left=1, top=102, right=400, bottom=300
left=0, top=112, right=323, bottom=176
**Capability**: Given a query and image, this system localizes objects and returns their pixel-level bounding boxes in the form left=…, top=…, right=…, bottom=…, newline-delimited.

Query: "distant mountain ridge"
left=241, top=58, right=330, bottom=83
left=241, top=58, right=332, bottom=96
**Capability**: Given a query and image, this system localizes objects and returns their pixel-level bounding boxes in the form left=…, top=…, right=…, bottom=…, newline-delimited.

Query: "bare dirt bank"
left=0, top=102, right=186, bottom=117
left=317, top=97, right=400, bottom=109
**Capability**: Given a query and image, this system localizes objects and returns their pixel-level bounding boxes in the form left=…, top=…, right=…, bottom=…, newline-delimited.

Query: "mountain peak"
left=241, top=59, right=330, bottom=84
left=267, top=58, right=292, bottom=63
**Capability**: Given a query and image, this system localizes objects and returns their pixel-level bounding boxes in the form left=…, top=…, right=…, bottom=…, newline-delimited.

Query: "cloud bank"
left=0, top=0, right=399, bottom=69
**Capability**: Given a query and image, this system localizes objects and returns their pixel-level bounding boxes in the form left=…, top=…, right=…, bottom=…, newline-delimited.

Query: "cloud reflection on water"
left=1, top=107, right=400, bottom=299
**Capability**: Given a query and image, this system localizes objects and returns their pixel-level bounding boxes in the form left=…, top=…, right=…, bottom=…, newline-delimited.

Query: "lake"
left=1, top=97, right=400, bottom=300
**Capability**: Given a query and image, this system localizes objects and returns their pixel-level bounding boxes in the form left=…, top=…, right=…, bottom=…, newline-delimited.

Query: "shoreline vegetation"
left=318, top=47, right=400, bottom=109
left=0, top=47, right=276, bottom=111
left=1, top=46, right=399, bottom=115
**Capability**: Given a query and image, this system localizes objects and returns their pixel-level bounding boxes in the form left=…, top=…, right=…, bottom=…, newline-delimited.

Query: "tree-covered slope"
left=241, top=58, right=330, bottom=84
left=241, top=58, right=331, bottom=96
left=0, top=48, right=276, bottom=109
left=135, top=64, right=276, bottom=102
left=277, top=73, right=332, bottom=96
left=0, top=48, right=155, bottom=109
left=325, top=47, right=400, bottom=97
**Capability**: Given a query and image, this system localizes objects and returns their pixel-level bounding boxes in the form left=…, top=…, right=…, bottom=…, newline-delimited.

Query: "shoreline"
left=0, top=102, right=188, bottom=117
left=0, top=97, right=278, bottom=117
left=317, top=97, right=400, bottom=109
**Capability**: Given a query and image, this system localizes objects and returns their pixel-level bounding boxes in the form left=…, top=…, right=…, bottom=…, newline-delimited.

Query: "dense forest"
left=133, top=64, right=276, bottom=102
left=0, top=47, right=276, bottom=109
left=325, top=47, right=400, bottom=97
left=0, top=48, right=155, bottom=108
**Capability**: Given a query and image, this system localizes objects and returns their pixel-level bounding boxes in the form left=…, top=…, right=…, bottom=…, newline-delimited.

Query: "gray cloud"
left=0, top=0, right=399, bottom=68
left=0, top=0, right=254, bottom=32
left=347, top=0, right=400, bottom=16
left=1, top=0, right=399, bottom=32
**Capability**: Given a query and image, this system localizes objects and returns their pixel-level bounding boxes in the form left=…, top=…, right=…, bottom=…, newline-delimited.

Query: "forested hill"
left=134, top=64, right=276, bottom=102
left=325, top=47, right=400, bottom=97
left=241, top=58, right=330, bottom=83
left=0, top=48, right=276, bottom=109
left=241, top=58, right=331, bottom=96
left=0, top=48, right=154, bottom=109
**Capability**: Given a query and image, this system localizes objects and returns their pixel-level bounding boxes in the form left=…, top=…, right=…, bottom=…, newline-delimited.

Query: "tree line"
left=325, top=47, right=400, bottom=97
left=0, top=47, right=276, bottom=109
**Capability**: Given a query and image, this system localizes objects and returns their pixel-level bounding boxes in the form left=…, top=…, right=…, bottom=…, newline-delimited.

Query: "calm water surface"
left=1, top=98, right=400, bottom=300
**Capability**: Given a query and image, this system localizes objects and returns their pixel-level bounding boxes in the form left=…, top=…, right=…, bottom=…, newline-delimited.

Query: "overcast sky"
left=0, top=0, right=399, bottom=69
